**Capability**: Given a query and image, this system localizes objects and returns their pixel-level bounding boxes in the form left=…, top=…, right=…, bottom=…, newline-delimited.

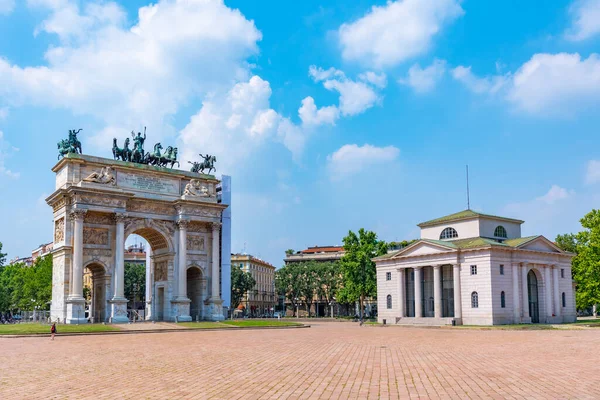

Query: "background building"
left=284, top=246, right=345, bottom=264
left=232, top=253, right=276, bottom=316
left=375, top=209, right=576, bottom=326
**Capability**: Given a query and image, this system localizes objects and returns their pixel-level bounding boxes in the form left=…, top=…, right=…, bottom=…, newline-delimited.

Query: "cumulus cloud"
left=400, top=59, right=446, bottom=93
left=326, top=144, right=399, bottom=181
left=452, top=53, right=600, bottom=116
left=0, top=0, right=262, bottom=148
left=338, top=0, right=464, bottom=68
left=0, top=131, right=19, bottom=179
left=309, top=65, right=383, bottom=116
left=0, top=0, right=14, bottom=15
left=358, top=71, right=388, bottom=89
left=298, top=97, right=339, bottom=126
left=566, top=0, right=600, bottom=41
left=585, top=160, right=600, bottom=184
left=536, top=185, right=574, bottom=204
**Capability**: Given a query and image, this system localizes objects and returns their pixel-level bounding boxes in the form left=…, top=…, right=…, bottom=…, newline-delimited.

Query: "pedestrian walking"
left=50, top=322, right=56, bottom=340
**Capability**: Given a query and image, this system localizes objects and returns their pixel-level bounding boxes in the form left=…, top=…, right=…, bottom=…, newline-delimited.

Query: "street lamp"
left=294, top=297, right=299, bottom=319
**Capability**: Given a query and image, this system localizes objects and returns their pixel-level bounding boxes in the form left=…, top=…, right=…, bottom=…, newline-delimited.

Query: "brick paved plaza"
left=1, top=322, right=599, bottom=399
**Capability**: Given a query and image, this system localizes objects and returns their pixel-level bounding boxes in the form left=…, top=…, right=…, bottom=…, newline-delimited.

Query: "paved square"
left=1, top=322, right=599, bottom=399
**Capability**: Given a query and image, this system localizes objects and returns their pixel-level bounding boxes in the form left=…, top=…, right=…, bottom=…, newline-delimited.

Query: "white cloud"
left=0, top=0, right=15, bottom=15
left=585, top=160, right=600, bottom=184
left=0, top=107, right=8, bottom=120
left=326, top=144, right=399, bottom=181
left=452, top=53, right=600, bottom=116
left=451, top=65, right=508, bottom=94
left=0, top=0, right=262, bottom=148
left=309, top=65, right=383, bottom=116
left=0, top=131, right=19, bottom=179
left=536, top=185, right=574, bottom=204
left=400, top=59, right=446, bottom=93
left=298, top=97, right=339, bottom=126
left=358, top=71, right=388, bottom=89
left=338, top=0, right=464, bottom=68
left=566, top=0, right=600, bottom=41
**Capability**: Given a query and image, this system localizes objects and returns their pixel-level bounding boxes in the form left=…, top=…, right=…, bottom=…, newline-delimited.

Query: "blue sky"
left=1, top=0, right=599, bottom=266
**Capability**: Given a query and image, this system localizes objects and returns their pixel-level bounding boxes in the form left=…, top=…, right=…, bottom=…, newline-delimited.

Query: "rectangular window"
left=499, top=265, right=504, bottom=275
left=561, top=268, right=565, bottom=278
left=386, top=272, right=391, bottom=281
left=471, top=265, right=477, bottom=275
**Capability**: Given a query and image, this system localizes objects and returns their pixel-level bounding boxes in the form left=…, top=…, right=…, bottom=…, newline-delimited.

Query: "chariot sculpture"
left=57, top=129, right=83, bottom=159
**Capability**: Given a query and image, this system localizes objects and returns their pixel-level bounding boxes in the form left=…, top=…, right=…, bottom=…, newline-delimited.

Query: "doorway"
left=187, top=267, right=203, bottom=321
left=527, top=270, right=539, bottom=323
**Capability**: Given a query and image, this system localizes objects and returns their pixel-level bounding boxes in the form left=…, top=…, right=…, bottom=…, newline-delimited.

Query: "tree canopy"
left=231, top=265, right=256, bottom=311
left=558, top=210, right=600, bottom=310
left=124, top=262, right=146, bottom=309
left=338, top=229, right=387, bottom=317
left=0, top=254, right=53, bottom=312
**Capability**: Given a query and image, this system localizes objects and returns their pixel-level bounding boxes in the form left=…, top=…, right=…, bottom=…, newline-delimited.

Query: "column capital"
left=113, top=212, right=128, bottom=223
left=211, top=222, right=222, bottom=232
left=69, top=209, right=87, bottom=221
left=433, top=264, right=442, bottom=270
left=176, top=218, right=190, bottom=229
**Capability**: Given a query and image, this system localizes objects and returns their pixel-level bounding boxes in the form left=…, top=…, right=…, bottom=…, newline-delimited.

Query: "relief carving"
left=83, top=166, right=116, bottom=186
left=187, top=234, right=205, bottom=252
left=52, top=197, right=68, bottom=212
left=83, top=248, right=113, bottom=258
left=183, top=179, right=213, bottom=197
left=84, top=211, right=114, bottom=225
left=187, top=222, right=207, bottom=233
left=54, top=218, right=65, bottom=243
left=77, top=195, right=125, bottom=208
left=154, top=261, right=168, bottom=282
left=127, top=200, right=174, bottom=216
left=83, top=227, right=109, bottom=245
left=154, top=219, right=176, bottom=236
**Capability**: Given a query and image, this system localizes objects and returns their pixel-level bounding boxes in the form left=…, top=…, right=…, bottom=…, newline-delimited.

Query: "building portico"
left=375, top=210, right=576, bottom=326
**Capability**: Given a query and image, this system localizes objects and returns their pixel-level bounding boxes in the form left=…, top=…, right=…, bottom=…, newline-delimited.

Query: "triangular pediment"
left=517, top=236, right=564, bottom=253
left=390, top=240, right=456, bottom=259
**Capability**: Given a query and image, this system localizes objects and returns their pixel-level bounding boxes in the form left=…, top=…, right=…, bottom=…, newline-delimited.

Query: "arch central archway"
left=125, top=223, right=175, bottom=322
left=83, top=262, right=109, bottom=323
left=187, top=266, right=205, bottom=321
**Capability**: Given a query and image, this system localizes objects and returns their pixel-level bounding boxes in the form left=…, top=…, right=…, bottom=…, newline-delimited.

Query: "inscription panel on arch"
left=117, top=171, right=180, bottom=195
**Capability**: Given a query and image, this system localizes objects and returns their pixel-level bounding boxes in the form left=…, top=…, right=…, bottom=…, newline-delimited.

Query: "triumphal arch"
left=48, top=130, right=228, bottom=323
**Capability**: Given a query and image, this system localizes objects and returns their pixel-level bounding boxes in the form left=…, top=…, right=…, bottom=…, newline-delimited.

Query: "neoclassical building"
left=47, top=154, right=230, bottom=324
left=375, top=210, right=576, bottom=326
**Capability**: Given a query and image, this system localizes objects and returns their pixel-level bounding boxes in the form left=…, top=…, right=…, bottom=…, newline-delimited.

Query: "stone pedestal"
left=172, top=299, right=192, bottom=322
left=110, top=298, right=129, bottom=323
left=66, top=298, right=87, bottom=324
left=208, top=299, right=224, bottom=321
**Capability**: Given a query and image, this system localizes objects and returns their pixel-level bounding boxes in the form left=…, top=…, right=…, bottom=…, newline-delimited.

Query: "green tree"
left=315, top=262, right=342, bottom=317
left=297, top=261, right=319, bottom=317
left=231, top=265, right=256, bottom=312
left=0, top=254, right=52, bottom=313
left=275, top=263, right=303, bottom=316
left=555, top=233, right=577, bottom=254
left=285, top=249, right=295, bottom=256
left=339, top=229, right=388, bottom=319
left=0, top=242, right=6, bottom=267
left=124, top=263, right=146, bottom=309
left=565, top=210, right=600, bottom=311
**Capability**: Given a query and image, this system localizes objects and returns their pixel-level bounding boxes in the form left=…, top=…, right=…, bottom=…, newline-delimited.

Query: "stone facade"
left=375, top=210, right=576, bottom=326
left=46, top=154, right=228, bottom=323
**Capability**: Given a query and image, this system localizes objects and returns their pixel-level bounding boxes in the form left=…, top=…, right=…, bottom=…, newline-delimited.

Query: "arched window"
left=440, top=227, right=458, bottom=240
left=500, top=291, right=506, bottom=308
left=386, top=295, right=392, bottom=309
left=471, top=291, right=479, bottom=308
left=494, top=225, right=507, bottom=238
left=562, top=292, right=566, bottom=308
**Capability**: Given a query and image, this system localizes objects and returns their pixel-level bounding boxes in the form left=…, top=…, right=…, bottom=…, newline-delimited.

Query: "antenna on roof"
left=466, top=164, right=470, bottom=210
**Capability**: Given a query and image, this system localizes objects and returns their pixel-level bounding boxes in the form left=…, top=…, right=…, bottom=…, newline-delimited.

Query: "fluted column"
left=512, top=263, right=520, bottom=322
left=110, top=213, right=129, bottom=323
left=414, top=267, right=422, bottom=318
left=398, top=269, right=405, bottom=318
left=553, top=266, right=561, bottom=317
left=453, top=264, right=462, bottom=320
left=544, top=266, right=553, bottom=319
left=177, top=219, right=189, bottom=299
left=66, top=209, right=87, bottom=324
left=433, top=265, right=442, bottom=318
left=521, top=265, right=530, bottom=321
left=211, top=222, right=221, bottom=301
left=69, top=209, right=86, bottom=300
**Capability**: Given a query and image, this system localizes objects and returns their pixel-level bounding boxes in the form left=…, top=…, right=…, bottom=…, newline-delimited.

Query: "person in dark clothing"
left=51, top=322, right=56, bottom=340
